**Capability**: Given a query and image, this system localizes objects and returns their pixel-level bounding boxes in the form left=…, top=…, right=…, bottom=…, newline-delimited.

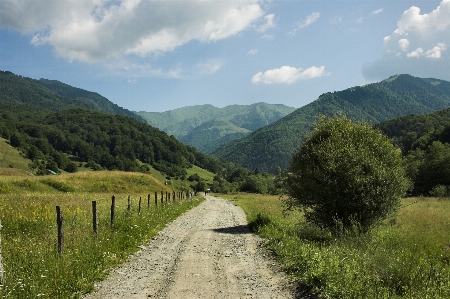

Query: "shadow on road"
left=210, top=224, right=252, bottom=234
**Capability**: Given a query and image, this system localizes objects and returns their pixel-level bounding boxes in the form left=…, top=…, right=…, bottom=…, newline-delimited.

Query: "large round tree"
left=284, top=115, right=410, bottom=233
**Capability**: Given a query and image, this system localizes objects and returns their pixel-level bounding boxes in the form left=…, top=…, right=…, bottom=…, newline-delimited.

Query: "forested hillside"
left=0, top=99, right=225, bottom=178
left=36, top=78, right=145, bottom=122
left=377, top=108, right=450, bottom=195
left=0, top=71, right=144, bottom=122
left=137, top=102, right=295, bottom=153
left=213, top=74, right=450, bottom=173
left=0, top=70, right=231, bottom=179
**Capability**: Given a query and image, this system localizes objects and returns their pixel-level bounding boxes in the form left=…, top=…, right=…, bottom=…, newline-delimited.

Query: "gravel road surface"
left=83, top=194, right=294, bottom=299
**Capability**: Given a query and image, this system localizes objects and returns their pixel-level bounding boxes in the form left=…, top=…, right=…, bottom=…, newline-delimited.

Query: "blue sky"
left=1, top=0, right=449, bottom=112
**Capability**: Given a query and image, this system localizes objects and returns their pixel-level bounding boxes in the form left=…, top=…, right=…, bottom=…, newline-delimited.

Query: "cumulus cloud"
left=251, top=65, right=327, bottom=84
left=0, top=0, right=266, bottom=63
left=398, top=38, right=410, bottom=52
left=248, top=49, right=258, bottom=55
left=362, top=0, right=450, bottom=81
left=289, top=12, right=320, bottom=35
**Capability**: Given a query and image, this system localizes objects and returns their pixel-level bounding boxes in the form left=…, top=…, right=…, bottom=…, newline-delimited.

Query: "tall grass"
left=223, top=193, right=450, bottom=299
left=0, top=172, right=203, bottom=298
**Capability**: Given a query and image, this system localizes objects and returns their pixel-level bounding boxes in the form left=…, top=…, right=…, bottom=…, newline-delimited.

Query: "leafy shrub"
left=285, top=115, right=410, bottom=234
left=430, top=185, right=450, bottom=198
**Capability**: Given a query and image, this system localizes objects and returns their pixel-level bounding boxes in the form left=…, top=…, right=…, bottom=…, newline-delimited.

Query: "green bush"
left=284, top=115, right=410, bottom=234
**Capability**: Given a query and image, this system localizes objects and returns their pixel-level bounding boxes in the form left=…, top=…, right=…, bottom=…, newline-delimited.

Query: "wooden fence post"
left=127, top=195, right=131, bottom=215
left=92, top=201, right=98, bottom=235
left=138, top=196, right=142, bottom=215
left=111, top=195, right=116, bottom=226
left=147, top=194, right=151, bottom=209
left=154, top=192, right=158, bottom=207
left=56, top=206, right=64, bottom=254
left=161, top=191, right=163, bottom=204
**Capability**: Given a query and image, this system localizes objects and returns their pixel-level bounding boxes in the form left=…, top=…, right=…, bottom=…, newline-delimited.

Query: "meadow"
left=0, top=171, right=204, bottom=298
left=222, top=193, right=450, bottom=299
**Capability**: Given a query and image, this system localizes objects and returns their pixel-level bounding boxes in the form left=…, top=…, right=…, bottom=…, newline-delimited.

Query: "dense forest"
left=377, top=108, right=450, bottom=196
left=213, top=74, right=450, bottom=173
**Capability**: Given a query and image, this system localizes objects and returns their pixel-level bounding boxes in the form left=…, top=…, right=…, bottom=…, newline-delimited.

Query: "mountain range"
left=136, top=103, right=295, bottom=154
left=212, top=74, right=450, bottom=173
left=2, top=70, right=450, bottom=177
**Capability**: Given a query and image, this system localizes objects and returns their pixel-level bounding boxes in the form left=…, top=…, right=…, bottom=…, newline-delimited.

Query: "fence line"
left=56, top=190, right=192, bottom=255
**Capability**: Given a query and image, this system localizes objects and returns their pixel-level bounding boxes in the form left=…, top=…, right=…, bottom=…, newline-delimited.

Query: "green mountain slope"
left=212, top=74, right=450, bottom=173
left=0, top=71, right=144, bottom=122
left=36, top=78, right=145, bottom=122
left=0, top=71, right=95, bottom=112
left=136, top=102, right=295, bottom=153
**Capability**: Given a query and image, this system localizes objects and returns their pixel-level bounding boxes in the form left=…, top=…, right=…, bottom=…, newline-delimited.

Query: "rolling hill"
left=212, top=74, right=450, bottom=173
left=136, top=102, right=295, bottom=153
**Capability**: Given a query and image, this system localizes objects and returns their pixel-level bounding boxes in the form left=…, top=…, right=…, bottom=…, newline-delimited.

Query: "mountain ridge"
left=212, top=74, right=450, bottom=173
left=136, top=102, right=296, bottom=153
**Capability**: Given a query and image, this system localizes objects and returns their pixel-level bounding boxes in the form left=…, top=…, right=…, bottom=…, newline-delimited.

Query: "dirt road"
left=83, top=195, right=293, bottom=299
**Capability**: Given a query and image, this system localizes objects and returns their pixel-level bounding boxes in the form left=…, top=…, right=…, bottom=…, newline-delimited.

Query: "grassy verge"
left=221, top=193, right=450, bottom=299
left=0, top=172, right=204, bottom=298
left=0, top=138, right=31, bottom=172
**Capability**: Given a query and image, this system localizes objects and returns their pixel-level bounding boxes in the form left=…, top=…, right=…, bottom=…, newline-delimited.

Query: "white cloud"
left=425, top=43, right=447, bottom=58
left=398, top=38, right=410, bottom=51
left=289, top=12, right=320, bottom=35
left=330, top=16, right=343, bottom=24
left=194, top=60, right=223, bottom=75
left=362, top=0, right=450, bottom=81
left=407, top=47, right=424, bottom=58
left=372, top=8, right=384, bottom=15
left=248, top=49, right=258, bottom=55
left=261, top=34, right=275, bottom=40
left=103, top=59, right=183, bottom=79
left=0, top=0, right=266, bottom=63
left=251, top=65, right=327, bottom=84
left=257, top=14, right=275, bottom=32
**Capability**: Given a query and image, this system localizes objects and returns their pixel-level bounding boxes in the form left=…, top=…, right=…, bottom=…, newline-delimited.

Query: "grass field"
left=0, top=171, right=204, bottom=298
left=222, top=193, right=450, bottom=299
left=0, top=138, right=31, bottom=173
